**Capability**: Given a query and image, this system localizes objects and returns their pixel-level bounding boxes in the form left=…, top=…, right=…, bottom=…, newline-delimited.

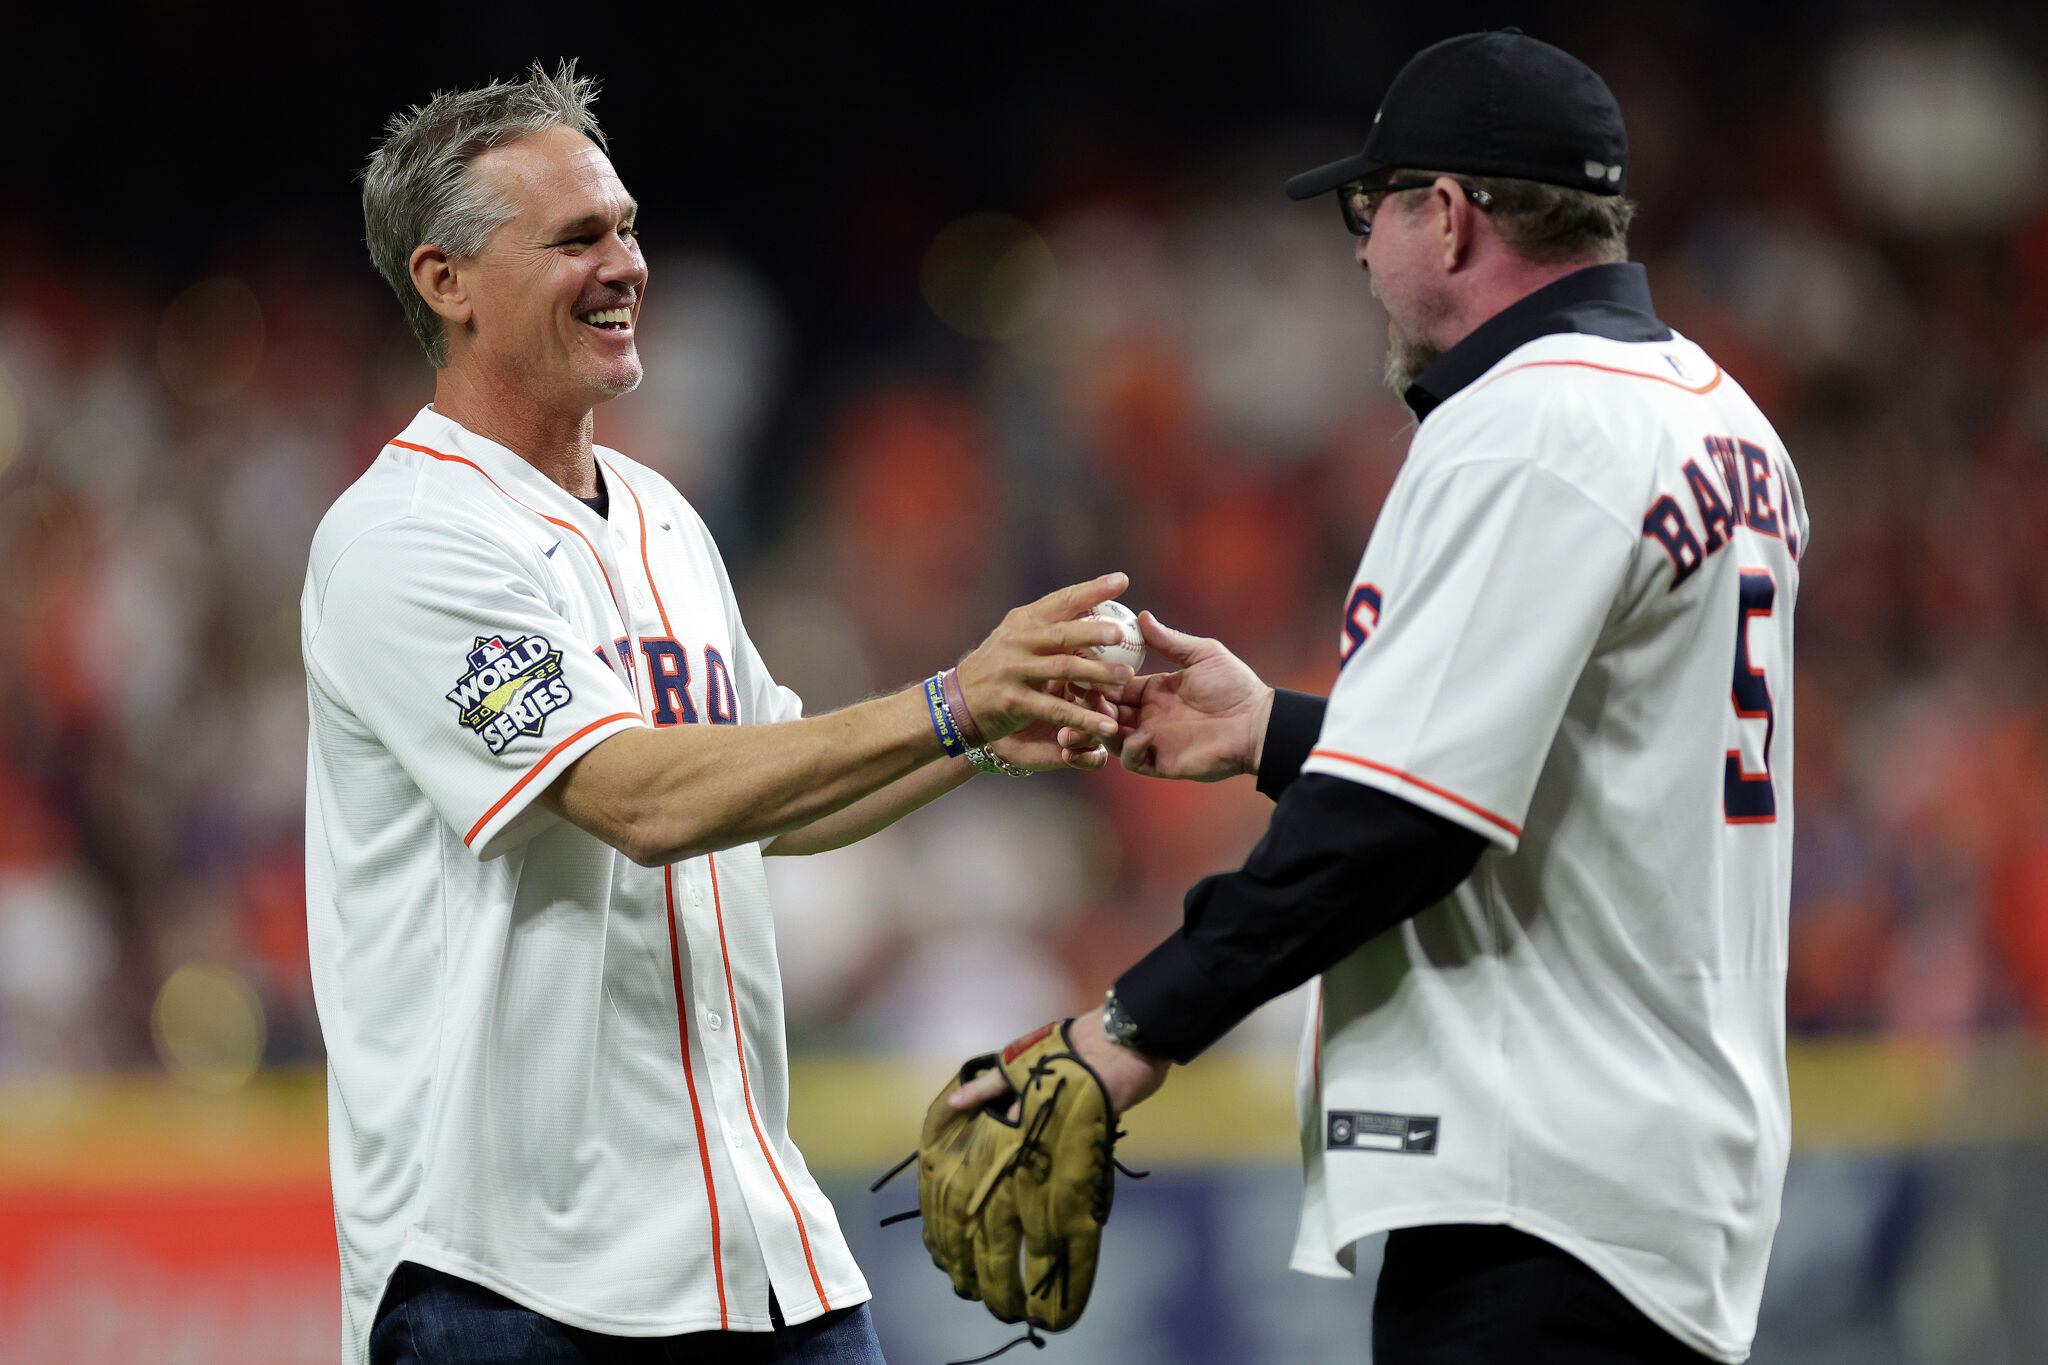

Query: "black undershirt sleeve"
left=1113, top=774, right=1488, bottom=1064
left=1256, top=689, right=1328, bottom=801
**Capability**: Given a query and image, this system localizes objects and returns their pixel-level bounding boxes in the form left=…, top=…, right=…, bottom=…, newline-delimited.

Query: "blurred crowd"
left=5, top=21, right=2048, bottom=1078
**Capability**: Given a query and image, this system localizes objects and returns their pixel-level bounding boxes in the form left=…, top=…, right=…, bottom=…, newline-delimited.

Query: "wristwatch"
left=1100, top=987, right=1154, bottom=1056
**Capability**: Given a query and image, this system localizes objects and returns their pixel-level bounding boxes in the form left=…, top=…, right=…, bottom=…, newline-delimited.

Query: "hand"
left=989, top=689, right=1113, bottom=773
left=947, top=1008, right=1170, bottom=1118
left=1061, top=612, right=1273, bottom=782
left=955, top=574, right=1136, bottom=744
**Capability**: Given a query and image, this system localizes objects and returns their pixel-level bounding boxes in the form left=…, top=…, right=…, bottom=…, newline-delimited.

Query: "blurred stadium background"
left=6, top=3, right=2048, bottom=1360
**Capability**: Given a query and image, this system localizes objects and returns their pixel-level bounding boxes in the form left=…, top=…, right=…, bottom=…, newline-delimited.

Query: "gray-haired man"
left=306, top=63, right=1131, bottom=1365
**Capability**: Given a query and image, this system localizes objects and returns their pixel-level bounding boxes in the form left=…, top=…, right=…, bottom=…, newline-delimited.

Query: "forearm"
left=546, top=685, right=947, bottom=865
left=765, top=753, right=977, bottom=856
left=546, top=573, right=1137, bottom=865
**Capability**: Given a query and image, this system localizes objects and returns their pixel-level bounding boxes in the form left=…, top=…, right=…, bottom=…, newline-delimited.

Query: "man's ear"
left=410, top=244, right=473, bottom=328
left=1436, top=180, right=1474, bottom=273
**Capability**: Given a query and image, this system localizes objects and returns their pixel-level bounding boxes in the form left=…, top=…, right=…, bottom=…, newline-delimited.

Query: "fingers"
left=957, top=580, right=1137, bottom=740
left=1019, top=684, right=1125, bottom=737
left=948, top=1068, right=1017, bottom=1113
left=1137, top=610, right=1208, bottom=667
left=1024, top=572, right=1128, bottom=625
left=1059, top=722, right=1121, bottom=757
left=1039, top=617, right=1131, bottom=653
left=1120, top=727, right=1156, bottom=775
left=1061, top=743, right=1108, bottom=771
left=1062, top=689, right=1125, bottom=761
left=1083, top=680, right=1129, bottom=712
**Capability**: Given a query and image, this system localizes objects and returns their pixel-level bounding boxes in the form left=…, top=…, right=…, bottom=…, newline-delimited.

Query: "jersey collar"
left=409, top=406, right=616, bottom=534
left=1401, top=262, right=1671, bottom=422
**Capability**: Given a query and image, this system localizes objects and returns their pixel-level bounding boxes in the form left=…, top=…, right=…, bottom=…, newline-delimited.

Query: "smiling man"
left=305, top=63, right=1132, bottom=1365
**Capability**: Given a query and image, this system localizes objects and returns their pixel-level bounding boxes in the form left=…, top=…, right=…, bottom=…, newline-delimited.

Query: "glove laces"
left=945, top=1322, right=1046, bottom=1364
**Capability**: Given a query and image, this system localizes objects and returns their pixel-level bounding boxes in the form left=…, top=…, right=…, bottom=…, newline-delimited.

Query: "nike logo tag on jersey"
left=544, top=541, right=560, bottom=558
left=1326, top=1109, right=1440, bottom=1155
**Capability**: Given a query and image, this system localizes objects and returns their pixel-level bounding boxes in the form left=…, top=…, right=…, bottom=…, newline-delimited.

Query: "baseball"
left=1077, top=599, right=1146, bottom=686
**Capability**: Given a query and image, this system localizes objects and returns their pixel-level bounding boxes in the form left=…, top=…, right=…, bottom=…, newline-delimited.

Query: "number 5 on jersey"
left=1725, top=570, right=1776, bottom=823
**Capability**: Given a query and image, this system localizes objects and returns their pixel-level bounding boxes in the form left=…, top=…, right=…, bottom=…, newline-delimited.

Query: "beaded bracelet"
left=923, top=672, right=967, bottom=758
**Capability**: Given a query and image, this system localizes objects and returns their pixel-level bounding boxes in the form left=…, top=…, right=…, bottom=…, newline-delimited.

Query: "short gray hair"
left=363, top=61, right=607, bottom=365
left=1402, top=170, right=1636, bottom=266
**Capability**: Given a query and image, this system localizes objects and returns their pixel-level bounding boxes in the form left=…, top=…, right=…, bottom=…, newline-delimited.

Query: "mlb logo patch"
left=447, top=634, right=574, bottom=754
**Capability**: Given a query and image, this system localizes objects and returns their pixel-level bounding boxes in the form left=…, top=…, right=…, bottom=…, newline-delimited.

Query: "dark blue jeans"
left=370, top=1263, right=886, bottom=1364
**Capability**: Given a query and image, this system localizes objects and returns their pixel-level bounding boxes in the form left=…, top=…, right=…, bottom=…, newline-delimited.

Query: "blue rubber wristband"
left=925, top=674, right=966, bottom=757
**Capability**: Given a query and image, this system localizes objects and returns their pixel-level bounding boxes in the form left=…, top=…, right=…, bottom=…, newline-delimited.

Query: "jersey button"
left=690, top=888, right=703, bottom=907
left=730, top=1132, right=746, bottom=1150
left=706, top=1012, right=723, bottom=1031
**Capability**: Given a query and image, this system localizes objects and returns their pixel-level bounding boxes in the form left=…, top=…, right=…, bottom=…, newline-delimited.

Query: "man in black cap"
left=950, top=29, right=1802, bottom=1365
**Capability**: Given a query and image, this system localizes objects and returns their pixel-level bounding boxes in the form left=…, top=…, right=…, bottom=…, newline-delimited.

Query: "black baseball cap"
left=1286, top=31, right=1628, bottom=201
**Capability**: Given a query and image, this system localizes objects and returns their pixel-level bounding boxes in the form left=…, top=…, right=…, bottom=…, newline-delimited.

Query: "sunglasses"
left=1339, top=177, right=1495, bottom=237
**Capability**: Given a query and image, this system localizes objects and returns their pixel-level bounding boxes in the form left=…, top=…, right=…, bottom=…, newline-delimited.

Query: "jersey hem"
left=467, top=712, right=644, bottom=859
left=386, top=1244, right=870, bottom=1344
left=1300, top=750, right=1521, bottom=853
left=1290, top=1204, right=1751, bottom=1363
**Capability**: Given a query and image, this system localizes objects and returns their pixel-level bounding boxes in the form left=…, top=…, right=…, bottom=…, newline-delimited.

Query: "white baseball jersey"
left=1291, top=328, right=1804, bottom=1361
left=302, top=407, right=867, bottom=1364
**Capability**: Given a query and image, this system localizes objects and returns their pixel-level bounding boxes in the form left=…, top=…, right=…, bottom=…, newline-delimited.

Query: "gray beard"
left=1383, top=331, right=1442, bottom=397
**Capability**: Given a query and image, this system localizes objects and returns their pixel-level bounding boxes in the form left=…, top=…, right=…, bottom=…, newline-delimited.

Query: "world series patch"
left=447, top=634, right=573, bottom=754
left=1326, top=1109, right=1439, bottom=1155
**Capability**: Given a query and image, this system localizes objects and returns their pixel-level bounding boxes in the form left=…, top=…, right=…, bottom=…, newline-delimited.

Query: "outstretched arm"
left=764, top=701, right=1111, bottom=856
left=543, top=575, right=1134, bottom=865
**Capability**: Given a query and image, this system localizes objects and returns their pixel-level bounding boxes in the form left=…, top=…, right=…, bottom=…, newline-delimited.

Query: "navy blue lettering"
left=640, top=638, right=698, bottom=726
left=1339, top=585, right=1383, bottom=665
left=704, top=646, right=739, bottom=725
left=1642, top=495, right=1704, bottom=590
left=1725, top=570, right=1777, bottom=823
left=1740, top=441, right=1780, bottom=537
left=1682, top=458, right=1736, bottom=554
left=1706, top=436, right=1742, bottom=502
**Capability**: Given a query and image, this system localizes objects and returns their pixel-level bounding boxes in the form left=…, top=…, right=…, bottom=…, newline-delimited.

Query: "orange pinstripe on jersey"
left=603, top=460, right=677, bottom=640
left=708, top=853, right=831, bottom=1310
left=663, top=865, right=730, bottom=1328
left=1474, top=357, right=1724, bottom=397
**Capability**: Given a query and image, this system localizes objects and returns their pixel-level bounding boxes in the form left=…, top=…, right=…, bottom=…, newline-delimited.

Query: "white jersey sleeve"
left=304, top=517, right=645, bottom=860
left=1303, top=447, right=1634, bottom=853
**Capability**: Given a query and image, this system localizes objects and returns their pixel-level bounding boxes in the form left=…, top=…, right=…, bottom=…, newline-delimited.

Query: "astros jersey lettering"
left=1292, top=330, right=1805, bottom=1361
left=302, top=408, right=868, bottom=1363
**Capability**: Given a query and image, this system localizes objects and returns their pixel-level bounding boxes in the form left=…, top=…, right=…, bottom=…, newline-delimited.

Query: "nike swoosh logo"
left=543, top=541, right=560, bottom=558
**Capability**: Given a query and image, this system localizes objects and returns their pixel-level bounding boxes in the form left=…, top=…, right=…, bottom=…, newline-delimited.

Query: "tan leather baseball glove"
left=878, top=1018, right=1136, bottom=1345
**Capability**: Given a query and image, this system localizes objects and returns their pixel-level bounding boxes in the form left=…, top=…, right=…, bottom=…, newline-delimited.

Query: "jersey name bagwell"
left=447, top=634, right=573, bottom=753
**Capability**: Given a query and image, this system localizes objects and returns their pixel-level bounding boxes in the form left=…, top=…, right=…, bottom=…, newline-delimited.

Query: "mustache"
left=576, top=290, right=638, bottom=312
